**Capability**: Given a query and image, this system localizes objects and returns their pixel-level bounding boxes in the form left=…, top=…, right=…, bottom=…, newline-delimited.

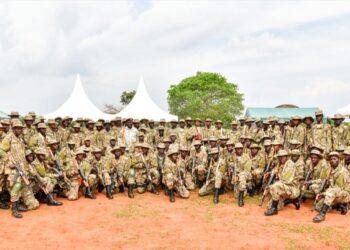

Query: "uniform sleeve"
left=1, top=137, right=10, bottom=152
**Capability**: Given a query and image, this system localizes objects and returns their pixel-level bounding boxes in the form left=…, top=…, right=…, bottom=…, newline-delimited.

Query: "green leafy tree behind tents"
left=167, top=72, right=244, bottom=126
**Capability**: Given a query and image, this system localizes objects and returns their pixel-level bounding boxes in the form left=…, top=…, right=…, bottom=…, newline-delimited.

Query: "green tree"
left=120, top=90, right=136, bottom=106
left=167, top=72, right=244, bottom=126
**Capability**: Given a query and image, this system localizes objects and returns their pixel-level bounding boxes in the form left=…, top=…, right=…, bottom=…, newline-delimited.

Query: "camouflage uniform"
left=199, top=155, right=226, bottom=196
left=304, top=158, right=331, bottom=198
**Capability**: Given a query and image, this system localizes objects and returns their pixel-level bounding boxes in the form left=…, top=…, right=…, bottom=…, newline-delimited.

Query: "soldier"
left=344, top=149, right=350, bottom=172
left=313, top=152, right=350, bottom=223
left=166, top=119, right=179, bottom=138
left=163, top=149, right=190, bottom=202
left=1, top=120, right=31, bottom=218
left=126, top=143, right=160, bottom=197
left=286, top=116, right=305, bottom=148
left=119, top=118, right=138, bottom=151
left=331, top=114, right=348, bottom=150
left=29, top=123, right=49, bottom=152
left=250, top=143, right=266, bottom=195
left=213, top=120, right=226, bottom=138
left=187, top=118, right=203, bottom=142
left=84, top=120, right=96, bottom=143
left=22, top=115, right=35, bottom=145
left=94, top=122, right=106, bottom=149
left=154, top=126, right=166, bottom=146
left=168, top=133, right=179, bottom=152
left=177, top=119, right=187, bottom=145
left=179, top=145, right=195, bottom=191
left=232, top=143, right=252, bottom=207
left=203, top=118, right=215, bottom=139
left=59, top=140, right=76, bottom=166
left=228, top=120, right=241, bottom=144
left=156, top=143, right=166, bottom=189
left=58, top=116, right=71, bottom=147
left=69, top=123, right=84, bottom=147
left=303, top=116, right=314, bottom=152
left=110, top=146, right=126, bottom=194
left=191, top=140, right=208, bottom=187
left=47, top=119, right=61, bottom=142
left=264, top=149, right=303, bottom=216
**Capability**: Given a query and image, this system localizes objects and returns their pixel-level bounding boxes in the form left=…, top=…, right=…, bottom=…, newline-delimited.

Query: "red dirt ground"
left=0, top=191, right=349, bottom=250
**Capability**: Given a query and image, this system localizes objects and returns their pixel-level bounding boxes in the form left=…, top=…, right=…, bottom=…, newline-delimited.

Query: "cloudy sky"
left=0, top=1, right=350, bottom=116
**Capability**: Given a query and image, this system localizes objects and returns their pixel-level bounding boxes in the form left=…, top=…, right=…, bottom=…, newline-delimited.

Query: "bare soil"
left=0, top=191, right=349, bottom=250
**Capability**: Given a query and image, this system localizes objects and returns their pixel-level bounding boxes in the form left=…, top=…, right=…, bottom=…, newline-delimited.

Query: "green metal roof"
left=0, top=111, right=8, bottom=119
left=245, top=107, right=319, bottom=120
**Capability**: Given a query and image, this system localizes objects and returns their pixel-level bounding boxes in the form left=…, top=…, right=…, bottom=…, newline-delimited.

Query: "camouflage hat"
left=104, top=120, right=111, bottom=124
left=335, top=145, right=345, bottom=152
left=119, top=143, right=126, bottom=148
left=133, top=119, right=140, bottom=123
left=169, top=132, right=177, bottom=137
left=139, top=124, right=147, bottom=131
left=276, top=150, right=289, bottom=157
left=250, top=143, right=261, bottom=149
left=269, top=116, right=278, bottom=122
left=255, top=117, right=261, bottom=123
left=209, top=136, right=218, bottom=142
left=245, top=135, right=253, bottom=141
left=215, top=120, right=223, bottom=124
left=84, top=136, right=92, bottom=141
left=87, top=120, right=95, bottom=124
left=149, top=119, right=154, bottom=123
left=95, top=122, right=103, bottom=127
left=272, top=140, right=283, bottom=146
left=202, top=138, right=209, bottom=142
left=33, top=119, right=41, bottom=125
left=24, top=115, right=34, bottom=121
left=310, top=149, right=322, bottom=157
left=170, top=119, right=178, bottom=123
left=47, top=119, right=57, bottom=125
left=226, top=140, right=234, bottom=146
left=193, top=140, right=202, bottom=146
left=68, top=139, right=76, bottom=145
left=157, top=143, right=166, bottom=149
left=332, top=114, right=345, bottom=120
left=110, top=146, right=121, bottom=153
left=48, top=138, right=59, bottom=145
left=289, top=139, right=301, bottom=145
left=92, top=147, right=102, bottom=153
left=263, top=140, right=272, bottom=146
left=34, top=148, right=47, bottom=156
left=343, top=149, right=350, bottom=155
left=290, top=149, right=301, bottom=155
left=291, top=116, right=302, bottom=120
left=163, top=138, right=171, bottom=143
left=205, top=118, right=212, bottom=122
left=62, top=116, right=71, bottom=121
left=114, top=116, right=122, bottom=121
left=25, top=149, right=34, bottom=157
left=12, top=120, right=24, bottom=128
left=72, top=123, right=80, bottom=128
left=263, top=120, right=269, bottom=125
left=110, top=136, right=116, bottom=141
left=328, top=151, right=340, bottom=158
left=75, top=148, right=87, bottom=156
left=278, top=119, right=285, bottom=124
left=138, top=132, right=145, bottom=137
left=209, top=148, right=219, bottom=155
left=76, top=117, right=84, bottom=122
left=167, top=149, right=179, bottom=157
left=157, top=126, right=165, bottom=131
left=315, top=110, right=323, bottom=116
left=185, top=117, right=192, bottom=121
left=179, top=145, right=189, bottom=151
left=37, top=123, right=47, bottom=129
left=28, top=111, right=36, bottom=117
left=309, top=144, right=325, bottom=152
left=219, top=136, right=229, bottom=141
left=234, top=142, right=244, bottom=149
left=10, top=111, right=19, bottom=117
left=159, top=119, right=165, bottom=123
left=1, top=119, right=10, bottom=125
left=231, top=120, right=238, bottom=125
left=179, top=119, right=185, bottom=123
left=238, top=117, right=246, bottom=121
left=303, top=115, right=314, bottom=121
left=140, top=143, right=151, bottom=149
left=194, top=118, right=201, bottom=122
left=245, top=118, right=254, bottom=123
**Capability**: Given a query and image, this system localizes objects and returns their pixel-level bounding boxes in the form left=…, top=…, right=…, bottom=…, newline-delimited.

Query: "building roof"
left=0, top=111, right=9, bottom=119
left=245, top=107, right=319, bottom=120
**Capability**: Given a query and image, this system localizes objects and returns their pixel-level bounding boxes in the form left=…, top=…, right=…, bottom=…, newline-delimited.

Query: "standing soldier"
left=228, top=121, right=241, bottom=144
left=250, top=143, right=266, bottom=195
left=69, top=123, right=84, bottom=147
left=213, top=120, right=226, bottom=138
left=29, top=123, right=49, bottom=152
left=331, top=114, right=348, bottom=150
left=163, top=149, right=190, bottom=202
left=179, top=145, right=195, bottom=191
left=313, top=152, right=350, bottom=223
left=286, top=116, right=305, bottom=148
left=191, top=140, right=208, bottom=187
left=47, top=119, right=61, bottom=142
left=58, top=116, right=72, bottom=147
left=311, top=110, right=331, bottom=153
left=22, top=115, right=35, bottom=145
left=203, top=118, right=215, bottom=139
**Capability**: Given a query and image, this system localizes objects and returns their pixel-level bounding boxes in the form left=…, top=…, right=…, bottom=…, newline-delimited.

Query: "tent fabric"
left=336, top=104, right=350, bottom=116
left=0, top=111, right=9, bottom=119
left=114, top=77, right=178, bottom=121
left=245, top=107, right=320, bottom=120
left=45, top=75, right=114, bottom=120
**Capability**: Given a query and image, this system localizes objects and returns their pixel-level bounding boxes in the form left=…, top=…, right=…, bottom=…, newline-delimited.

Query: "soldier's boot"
left=213, top=188, right=220, bottom=204
left=283, top=199, right=292, bottom=206
left=47, top=193, right=63, bottom=206
left=292, top=198, right=300, bottom=210
left=313, top=204, right=329, bottom=223
left=238, top=191, right=244, bottom=207
left=339, top=204, right=348, bottom=215
left=219, top=187, right=225, bottom=195
left=169, top=189, right=175, bottom=203
left=98, top=183, right=105, bottom=193
left=119, top=184, right=125, bottom=193
left=85, top=187, right=94, bottom=199
left=264, top=200, right=279, bottom=216
left=128, top=184, right=134, bottom=199
left=164, top=186, right=169, bottom=196
left=106, top=185, right=113, bottom=200
left=12, top=201, right=23, bottom=219
left=17, top=202, right=28, bottom=212
left=0, top=192, right=9, bottom=209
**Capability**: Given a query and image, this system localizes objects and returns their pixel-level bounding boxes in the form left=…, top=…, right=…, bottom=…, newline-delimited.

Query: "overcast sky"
left=0, top=1, right=350, bottom=116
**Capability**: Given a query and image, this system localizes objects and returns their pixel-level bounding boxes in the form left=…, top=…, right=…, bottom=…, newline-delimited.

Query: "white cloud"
left=0, top=1, right=350, bottom=116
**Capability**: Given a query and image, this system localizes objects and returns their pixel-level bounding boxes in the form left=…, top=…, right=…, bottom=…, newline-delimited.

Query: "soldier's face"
left=68, top=144, right=75, bottom=150
left=186, top=121, right=192, bottom=126
left=27, top=154, right=35, bottom=162
left=141, top=147, right=149, bottom=154
left=329, top=156, right=339, bottom=168
left=158, top=148, right=165, bottom=154
left=180, top=151, right=187, bottom=157
left=273, top=145, right=281, bottom=152
left=195, top=121, right=201, bottom=127
left=133, top=123, right=140, bottom=129
left=94, top=152, right=102, bottom=160
left=216, top=123, right=222, bottom=129
left=25, top=120, right=34, bottom=126
left=291, top=155, right=300, bottom=162
left=114, top=151, right=122, bottom=158
left=227, top=145, right=233, bottom=152
left=212, top=153, right=219, bottom=161
left=13, top=127, right=23, bottom=136
left=84, top=140, right=91, bottom=147
left=96, top=126, right=103, bottom=131
left=37, top=154, right=45, bottom=161
left=170, top=135, right=176, bottom=142
left=251, top=148, right=259, bottom=155
left=231, top=125, right=237, bottom=130
left=292, top=119, right=299, bottom=126
left=316, top=115, right=323, bottom=123
left=160, top=122, right=165, bottom=127
left=159, top=130, right=164, bottom=136
left=74, top=128, right=80, bottom=133
left=76, top=154, right=85, bottom=161
left=149, top=122, right=154, bottom=128
left=39, top=128, right=46, bottom=135
left=210, top=141, right=216, bottom=147
left=205, top=121, right=211, bottom=127
left=110, top=140, right=116, bottom=147
left=51, top=143, right=59, bottom=151
left=116, top=121, right=122, bottom=126
left=126, top=121, right=133, bottom=128
left=344, top=154, right=350, bottom=162
left=334, top=119, right=342, bottom=126
left=310, top=155, right=320, bottom=165
left=235, top=148, right=243, bottom=155
left=87, top=124, right=94, bottom=129
left=278, top=156, right=288, bottom=164
left=245, top=140, right=251, bottom=147
left=179, top=122, right=185, bottom=128
left=171, top=122, right=177, bottom=128
left=264, top=145, right=272, bottom=152
left=171, top=154, right=178, bottom=161
left=194, top=145, right=201, bottom=151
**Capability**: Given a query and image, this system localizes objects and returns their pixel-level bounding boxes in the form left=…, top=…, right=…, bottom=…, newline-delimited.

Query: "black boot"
left=238, top=191, right=244, bottom=207
left=98, top=183, right=105, bottom=193
left=313, top=204, right=329, bottom=223
left=213, top=188, right=220, bottom=204
left=292, top=198, right=300, bottom=210
left=0, top=191, right=9, bottom=209
left=265, top=200, right=279, bottom=216
left=283, top=199, right=292, bottom=206
left=12, top=201, right=22, bottom=219
left=128, top=184, right=134, bottom=199
left=17, top=202, right=28, bottom=212
left=169, top=189, right=175, bottom=203
left=85, top=187, right=94, bottom=199
left=339, top=204, right=348, bottom=215
left=47, top=193, right=63, bottom=206
left=106, top=185, right=113, bottom=200
left=119, top=184, right=125, bottom=193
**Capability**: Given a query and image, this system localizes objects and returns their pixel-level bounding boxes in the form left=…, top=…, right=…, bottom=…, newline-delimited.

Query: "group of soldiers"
left=0, top=110, right=349, bottom=223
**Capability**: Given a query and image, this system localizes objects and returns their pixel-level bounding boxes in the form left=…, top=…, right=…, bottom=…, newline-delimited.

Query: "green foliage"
left=167, top=72, right=244, bottom=126
left=120, top=90, right=136, bottom=106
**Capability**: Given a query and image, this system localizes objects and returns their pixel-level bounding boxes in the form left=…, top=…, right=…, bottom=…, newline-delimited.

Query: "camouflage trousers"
left=164, top=173, right=190, bottom=198
left=64, top=177, right=80, bottom=201
left=0, top=174, right=6, bottom=192
left=251, top=168, right=264, bottom=187
left=32, top=176, right=57, bottom=194
left=100, top=172, right=112, bottom=186
left=303, top=183, right=322, bottom=199
left=233, top=172, right=250, bottom=192
left=127, top=168, right=160, bottom=193
left=323, top=187, right=350, bottom=207
left=196, top=164, right=207, bottom=182
left=198, top=171, right=228, bottom=196
left=184, top=172, right=195, bottom=190
left=8, top=176, right=39, bottom=210
left=269, top=181, right=300, bottom=201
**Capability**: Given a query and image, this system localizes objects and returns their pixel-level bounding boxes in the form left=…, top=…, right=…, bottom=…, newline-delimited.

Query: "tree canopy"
left=167, top=72, right=244, bottom=125
left=120, top=90, right=136, bottom=106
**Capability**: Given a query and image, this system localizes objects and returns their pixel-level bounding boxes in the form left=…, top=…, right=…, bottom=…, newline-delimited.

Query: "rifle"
left=191, top=157, right=197, bottom=185
left=230, top=162, right=238, bottom=192
left=259, top=172, right=275, bottom=206
left=14, top=162, right=30, bottom=186
left=297, top=168, right=312, bottom=205
left=177, top=165, right=185, bottom=186
left=77, top=161, right=89, bottom=188
left=205, top=158, right=212, bottom=186
left=28, top=163, right=49, bottom=195
left=141, top=154, right=158, bottom=194
left=48, top=149, right=73, bottom=188
left=93, top=164, right=104, bottom=186
left=313, top=178, right=328, bottom=208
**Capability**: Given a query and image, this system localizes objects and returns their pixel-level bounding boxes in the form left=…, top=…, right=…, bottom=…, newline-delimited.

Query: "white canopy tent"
left=336, top=104, right=350, bottom=116
left=46, top=74, right=114, bottom=120
left=114, top=77, right=178, bottom=121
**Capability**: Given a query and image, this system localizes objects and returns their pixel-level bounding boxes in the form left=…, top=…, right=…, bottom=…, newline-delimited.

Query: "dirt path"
left=0, top=191, right=349, bottom=250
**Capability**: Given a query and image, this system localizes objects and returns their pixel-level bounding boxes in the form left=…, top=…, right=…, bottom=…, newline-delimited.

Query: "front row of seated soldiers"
left=0, top=120, right=349, bottom=224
